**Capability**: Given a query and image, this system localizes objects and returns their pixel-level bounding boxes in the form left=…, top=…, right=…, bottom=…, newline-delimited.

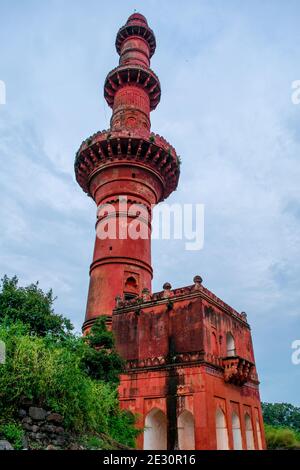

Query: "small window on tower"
left=124, top=274, right=139, bottom=300
left=125, top=276, right=138, bottom=289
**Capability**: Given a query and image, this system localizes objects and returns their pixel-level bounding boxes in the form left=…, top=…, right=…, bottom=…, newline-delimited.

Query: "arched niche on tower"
left=144, top=408, right=167, bottom=450
left=124, top=272, right=139, bottom=300
left=211, top=331, right=219, bottom=356
left=177, top=410, right=195, bottom=450
left=226, top=332, right=236, bottom=356
left=232, top=412, right=243, bottom=450
left=245, top=413, right=255, bottom=450
left=256, top=418, right=263, bottom=450
left=216, top=408, right=229, bottom=450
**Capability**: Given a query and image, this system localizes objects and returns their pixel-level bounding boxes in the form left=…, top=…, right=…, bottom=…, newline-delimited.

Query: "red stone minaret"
left=75, top=13, right=266, bottom=451
left=75, top=13, right=180, bottom=332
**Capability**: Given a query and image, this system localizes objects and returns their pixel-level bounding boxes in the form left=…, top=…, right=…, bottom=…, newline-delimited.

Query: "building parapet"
left=113, top=276, right=249, bottom=325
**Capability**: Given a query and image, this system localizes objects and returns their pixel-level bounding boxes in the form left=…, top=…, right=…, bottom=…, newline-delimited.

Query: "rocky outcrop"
left=0, top=440, right=13, bottom=450
left=0, top=399, right=130, bottom=450
left=18, top=405, right=81, bottom=450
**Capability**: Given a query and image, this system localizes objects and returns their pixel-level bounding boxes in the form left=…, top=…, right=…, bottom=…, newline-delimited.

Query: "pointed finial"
left=193, top=275, right=203, bottom=289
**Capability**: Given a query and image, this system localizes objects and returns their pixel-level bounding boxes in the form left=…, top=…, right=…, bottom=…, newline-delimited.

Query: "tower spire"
left=75, top=14, right=180, bottom=332
left=105, top=12, right=159, bottom=133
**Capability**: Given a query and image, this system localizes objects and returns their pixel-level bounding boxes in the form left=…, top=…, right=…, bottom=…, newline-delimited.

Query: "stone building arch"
left=245, top=413, right=255, bottom=449
left=216, top=408, right=229, bottom=450
left=177, top=410, right=195, bottom=450
left=256, top=418, right=263, bottom=450
left=144, top=408, right=167, bottom=450
left=232, top=412, right=243, bottom=449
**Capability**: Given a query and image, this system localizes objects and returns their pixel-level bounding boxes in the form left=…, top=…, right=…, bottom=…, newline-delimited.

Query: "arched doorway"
left=245, top=413, right=255, bottom=449
left=216, top=408, right=229, bottom=450
left=178, top=410, right=195, bottom=450
left=232, top=412, right=243, bottom=449
left=144, top=408, right=167, bottom=450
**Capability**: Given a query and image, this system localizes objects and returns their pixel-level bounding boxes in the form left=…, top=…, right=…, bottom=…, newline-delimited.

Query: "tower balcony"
left=104, top=65, right=161, bottom=111
left=75, top=129, right=180, bottom=200
left=222, top=356, right=255, bottom=386
left=115, top=13, right=156, bottom=59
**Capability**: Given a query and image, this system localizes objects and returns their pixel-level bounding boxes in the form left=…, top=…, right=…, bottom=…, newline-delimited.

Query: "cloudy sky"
left=0, top=0, right=299, bottom=405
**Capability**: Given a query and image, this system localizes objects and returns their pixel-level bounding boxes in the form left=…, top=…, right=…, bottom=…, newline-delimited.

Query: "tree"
left=0, top=275, right=73, bottom=338
left=81, top=317, right=124, bottom=383
left=262, top=402, right=300, bottom=431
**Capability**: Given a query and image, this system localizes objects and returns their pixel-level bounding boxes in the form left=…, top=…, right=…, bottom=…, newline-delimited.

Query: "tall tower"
left=75, top=13, right=180, bottom=332
left=75, top=13, right=265, bottom=451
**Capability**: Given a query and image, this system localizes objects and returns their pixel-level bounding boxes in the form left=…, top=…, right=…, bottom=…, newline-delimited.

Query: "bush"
left=0, top=422, right=24, bottom=450
left=265, top=424, right=300, bottom=449
left=0, top=276, right=140, bottom=448
left=81, top=435, right=104, bottom=450
left=108, top=409, right=139, bottom=448
left=81, top=317, right=124, bottom=383
left=0, top=321, right=139, bottom=447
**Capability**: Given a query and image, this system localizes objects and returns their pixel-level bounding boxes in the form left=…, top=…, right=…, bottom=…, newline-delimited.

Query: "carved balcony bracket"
left=222, top=356, right=254, bottom=386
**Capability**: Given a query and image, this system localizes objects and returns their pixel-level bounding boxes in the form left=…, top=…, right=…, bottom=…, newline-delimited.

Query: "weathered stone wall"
left=17, top=401, right=82, bottom=450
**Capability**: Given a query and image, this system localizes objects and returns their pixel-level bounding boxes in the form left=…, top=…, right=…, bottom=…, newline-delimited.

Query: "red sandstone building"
left=75, top=13, right=266, bottom=450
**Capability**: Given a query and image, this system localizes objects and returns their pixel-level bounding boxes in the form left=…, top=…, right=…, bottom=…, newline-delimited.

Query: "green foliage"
left=81, top=435, right=104, bottom=450
left=264, top=424, right=300, bottom=449
left=81, top=317, right=125, bottom=383
left=0, top=422, right=24, bottom=450
left=0, top=276, right=73, bottom=339
left=108, top=409, right=139, bottom=448
left=0, top=277, right=139, bottom=448
left=85, top=317, right=114, bottom=349
left=0, top=322, right=138, bottom=446
left=262, top=402, right=300, bottom=431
